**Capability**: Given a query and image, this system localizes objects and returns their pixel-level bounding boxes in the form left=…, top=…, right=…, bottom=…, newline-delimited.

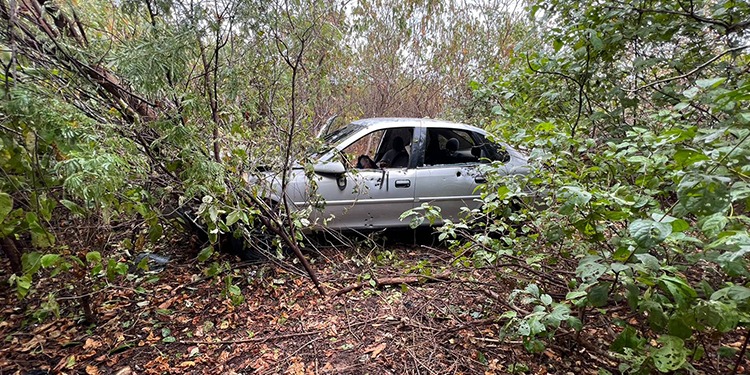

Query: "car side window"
left=422, top=129, right=480, bottom=166
left=341, top=130, right=386, bottom=169
left=474, top=133, right=511, bottom=163
left=341, top=127, right=414, bottom=169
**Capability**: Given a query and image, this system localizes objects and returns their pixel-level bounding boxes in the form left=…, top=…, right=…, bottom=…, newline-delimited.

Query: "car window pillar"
left=411, top=126, right=428, bottom=168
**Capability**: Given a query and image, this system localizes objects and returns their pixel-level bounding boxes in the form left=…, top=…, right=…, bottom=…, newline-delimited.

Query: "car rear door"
left=413, top=128, right=487, bottom=223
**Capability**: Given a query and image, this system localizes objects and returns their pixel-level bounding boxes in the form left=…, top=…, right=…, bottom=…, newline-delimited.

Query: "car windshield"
left=310, top=123, right=365, bottom=159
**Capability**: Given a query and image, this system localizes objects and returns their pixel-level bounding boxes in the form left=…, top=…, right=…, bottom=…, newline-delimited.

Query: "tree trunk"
left=0, top=237, right=23, bottom=276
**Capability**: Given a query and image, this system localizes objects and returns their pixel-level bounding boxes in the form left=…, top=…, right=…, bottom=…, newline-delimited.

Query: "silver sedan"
left=256, top=118, right=528, bottom=230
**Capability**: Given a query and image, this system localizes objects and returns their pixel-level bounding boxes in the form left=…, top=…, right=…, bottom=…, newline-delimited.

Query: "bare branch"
left=628, top=44, right=750, bottom=92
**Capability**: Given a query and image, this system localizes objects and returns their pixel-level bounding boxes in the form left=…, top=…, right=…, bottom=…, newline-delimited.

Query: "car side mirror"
left=313, top=161, right=346, bottom=175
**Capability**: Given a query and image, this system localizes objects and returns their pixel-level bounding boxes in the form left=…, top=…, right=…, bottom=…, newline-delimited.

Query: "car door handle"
left=394, top=179, right=411, bottom=188
left=474, top=176, right=487, bottom=183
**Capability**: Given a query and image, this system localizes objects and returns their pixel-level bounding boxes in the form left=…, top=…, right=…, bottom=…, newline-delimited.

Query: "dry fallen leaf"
left=85, top=365, right=100, bottom=375
left=365, top=342, right=387, bottom=359
left=83, top=338, right=102, bottom=350
left=158, top=296, right=178, bottom=310
left=179, top=361, right=196, bottom=368
left=285, top=361, right=305, bottom=375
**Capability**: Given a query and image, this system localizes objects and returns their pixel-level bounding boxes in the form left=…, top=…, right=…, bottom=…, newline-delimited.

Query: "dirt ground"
left=0, top=230, right=745, bottom=374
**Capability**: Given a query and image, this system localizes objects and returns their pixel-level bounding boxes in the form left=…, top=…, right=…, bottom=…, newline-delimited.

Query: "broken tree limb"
left=239, top=190, right=326, bottom=296
left=334, top=271, right=452, bottom=296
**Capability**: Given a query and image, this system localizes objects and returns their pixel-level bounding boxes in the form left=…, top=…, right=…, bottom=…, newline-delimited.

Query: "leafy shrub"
left=455, top=0, right=750, bottom=371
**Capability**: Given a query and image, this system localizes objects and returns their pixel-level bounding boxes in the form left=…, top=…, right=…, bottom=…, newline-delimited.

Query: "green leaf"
left=40, top=254, right=60, bottom=268
left=197, top=246, right=214, bottom=262
left=668, top=219, right=690, bottom=233
left=567, top=316, right=583, bottom=331
left=524, top=283, right=540, bottom=298
left=587, top=283, right=610, bottom=307
left=0, top=192, right=12, bottom=223
left=106, top=260, right=129, bottom=280
left=711, top=285, right=750, bottom=302
left=658, top=275, right=697, bottom=306
left=667, top=314, right=693, bottom=339
left=21, top=251, right=42, bottom=275
left=576, top=256, right=609, bottom=282
left=558, top=185, right=591, bottom=214
left=673, top=149, right=708, bottom=168
left=677, top=175, right=731, bottom=216
left=629, top=219, right=672, bottom=249
left=635, top=253, right=660, bottom=271
left=227, top=284, right=242, bottom=296
left=226, top=210, right=242, bottom=226
left=86, top=251, right=102, bottom=264
left=626, top=283, right=640, bottom=309
left=566, top=290, right=587, bottom=300
left=700, top=213, right=727, bottom=238
left=60, top=199, right=86, bottom=217
left=26, top=212, right=54, bottom=248
left=695, top=77, right=725, bottom=89
left=500, top=310, right=517, bottom=320
left=11, top=274, right=33, bottom=299
left=718, top=346, right=738, bottom=358
left=611, top=326, right=644, bottom=354
left=731, top=182, right=750, bottom=201
left=107, top=258, right=118, bottom=281
left=209, top=205, right=220, bottom=223
left=560, top=186, right=592, bottom=204
left=651, top=335, right=688, bottom=372
left=683, top=86, right=700, bottom=99
left=148, top=223, right=163, bottom=243
left=523, top=337, right=545, bottom=353
left=115, top=262, right=129, bottom=275
left=544, top=304, right=571, bottom=326
left=590, top=33, right=603, bottom=51
left=553, top=39, right=563, bottom=52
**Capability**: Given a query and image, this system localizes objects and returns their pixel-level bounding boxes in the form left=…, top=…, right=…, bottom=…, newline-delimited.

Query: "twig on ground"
left=334, top=271, right=452, bottom=296
left=732, top=330, right=750, bottom=375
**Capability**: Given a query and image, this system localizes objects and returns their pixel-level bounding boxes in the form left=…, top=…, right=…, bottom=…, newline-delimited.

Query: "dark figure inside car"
left=378, top=136, right=409, bottom=168
left=356, top=154, right=376, bottom=169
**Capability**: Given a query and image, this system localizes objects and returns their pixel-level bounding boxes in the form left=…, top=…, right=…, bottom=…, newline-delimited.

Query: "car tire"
left=222, top=224, right=271, bottom=262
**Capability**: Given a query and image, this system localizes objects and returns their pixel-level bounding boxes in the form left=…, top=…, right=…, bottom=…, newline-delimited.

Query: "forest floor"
left=0, top=230, right=744, bottom=374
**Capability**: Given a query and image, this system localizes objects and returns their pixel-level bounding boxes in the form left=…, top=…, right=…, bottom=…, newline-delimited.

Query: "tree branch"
left=628, top=44, right=750, bottom=92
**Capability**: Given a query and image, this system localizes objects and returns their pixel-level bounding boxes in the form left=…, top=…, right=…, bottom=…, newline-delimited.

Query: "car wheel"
left=222, top=223, right=273, bottom=262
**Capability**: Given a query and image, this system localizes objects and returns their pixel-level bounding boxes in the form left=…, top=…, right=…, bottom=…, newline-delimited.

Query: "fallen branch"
left=334, top=271, right=452, bottom=296
left=179, top=330, right=322, bottom=345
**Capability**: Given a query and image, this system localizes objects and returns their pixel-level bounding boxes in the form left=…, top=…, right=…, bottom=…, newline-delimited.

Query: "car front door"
left=309, top=127, right=418, bottom=230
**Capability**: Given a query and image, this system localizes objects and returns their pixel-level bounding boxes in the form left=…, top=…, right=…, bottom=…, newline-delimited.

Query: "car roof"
left=350, top=118, right=487, bottom=135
